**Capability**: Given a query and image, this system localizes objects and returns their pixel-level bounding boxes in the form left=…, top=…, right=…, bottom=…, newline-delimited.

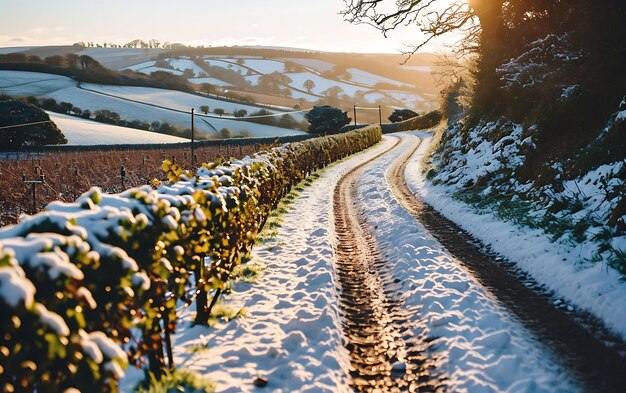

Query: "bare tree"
left=341, top=0, right=480, bottom=59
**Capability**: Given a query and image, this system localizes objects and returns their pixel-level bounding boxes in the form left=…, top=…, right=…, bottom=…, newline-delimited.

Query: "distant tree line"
left=3, top=94, right=201, bottom=140
left=73, top=39, right=189, bottom=49
left=0, top=52, right=192, bottom=92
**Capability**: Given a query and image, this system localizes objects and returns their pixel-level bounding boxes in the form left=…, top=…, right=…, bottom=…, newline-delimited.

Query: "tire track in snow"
left=332, top=138, right=445, bottom=392
left=386, top=133, right=626, bottom=393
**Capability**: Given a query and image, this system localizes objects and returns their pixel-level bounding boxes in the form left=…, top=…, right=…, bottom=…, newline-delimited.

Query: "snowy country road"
left=332, top=137, right=444, bottom=391
left=384, top=133, right=626, bottom=392
left=123, top=133, right=626, bottom=392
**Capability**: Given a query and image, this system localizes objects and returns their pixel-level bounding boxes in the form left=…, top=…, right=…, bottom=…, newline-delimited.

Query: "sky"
left=0, top=0, right=447, bottom=53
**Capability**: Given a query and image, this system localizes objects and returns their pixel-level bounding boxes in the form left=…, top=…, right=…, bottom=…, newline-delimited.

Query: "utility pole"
left=353, top=105, right=357, bottom=126
left=191, top=108, right=195, bottom=166
left=378, top=105, right=382, bottom=127
left=23, top=174, right=45, bottom=214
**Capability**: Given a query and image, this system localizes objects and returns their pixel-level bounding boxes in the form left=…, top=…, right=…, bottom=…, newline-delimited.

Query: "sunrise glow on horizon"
left=0, top=0, right=446, bottom=53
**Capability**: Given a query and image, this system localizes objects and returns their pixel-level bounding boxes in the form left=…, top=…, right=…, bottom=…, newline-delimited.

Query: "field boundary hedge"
left=26, top=134, right=315, bottom=153
left=340, top=110, right=442, bottom=134
left=0, top=125, right=381, bottom=391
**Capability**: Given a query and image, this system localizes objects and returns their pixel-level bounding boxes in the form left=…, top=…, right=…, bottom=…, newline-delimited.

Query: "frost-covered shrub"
left=498, top=34, right=582, bottom=91
left=497, top=33, right=586, bottom=124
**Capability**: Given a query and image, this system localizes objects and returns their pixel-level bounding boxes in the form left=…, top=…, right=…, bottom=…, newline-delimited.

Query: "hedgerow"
left=0, top=125, right=381, bottom=391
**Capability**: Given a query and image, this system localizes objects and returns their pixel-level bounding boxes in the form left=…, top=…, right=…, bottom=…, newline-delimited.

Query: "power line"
left=0, top=120, right=54, bottom=130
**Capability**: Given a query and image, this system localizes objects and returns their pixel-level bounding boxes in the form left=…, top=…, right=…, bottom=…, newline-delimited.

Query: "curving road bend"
left=331, top=133, right=626, bottom=392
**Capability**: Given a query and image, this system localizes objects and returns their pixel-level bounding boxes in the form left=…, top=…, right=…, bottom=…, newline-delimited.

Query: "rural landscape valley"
left=1, top=1, right=625, bottom=392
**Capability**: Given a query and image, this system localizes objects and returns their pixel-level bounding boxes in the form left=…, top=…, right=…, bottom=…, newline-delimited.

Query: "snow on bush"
left=498, top=33, right=583, bottom=90
left=0, top=125, right=382, bottom=391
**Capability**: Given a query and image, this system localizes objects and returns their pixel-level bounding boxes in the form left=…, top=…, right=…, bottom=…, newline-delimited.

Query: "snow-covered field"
left=347, top=68, right=411, bottom=88
left=123, top=60, right=156, bottom=71
left=241, top=59, right=286, bottom=74
left=0, top=46, right=33, bottom=54
left=48, top=112, right=188, bottom=145
left=406, top=131, right=626, bottom=341
left=167, top=58, right=207, bottom=77
left=77, top=48, right=163, bottom=70
left=0, top=71, right=306, bottom=137
left=243, top=74, right=261, bottom=85
left=118, top=55, right=429, bottom=107
left=205, top=59, right=251, bottom=75
left=285, top=71, right=349, bottom=96
left=188, top=77, right=233, bottom=87
left=281, top=58, right=336, bottom=73
left=84, top=83, right=288, bottom=116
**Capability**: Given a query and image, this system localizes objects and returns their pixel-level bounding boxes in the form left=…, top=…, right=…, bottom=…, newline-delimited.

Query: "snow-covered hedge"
left=0, top=125, right=381, bottom=391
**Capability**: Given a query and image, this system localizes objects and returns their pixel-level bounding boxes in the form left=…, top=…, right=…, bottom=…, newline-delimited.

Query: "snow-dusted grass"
left=361, top=134, right=577, bottom=392
left=0, top=46, right=32, bottom=54
left=47, top=112, right=188, bottom=145
left=0, top=71, right=306, bottom=137
left=346, top=68, right=410, bottom=87
left=406, top=131, right=626, bottom=341
left=135, top=66, right=184, bottom=76
left=0, top=70, right=74, bottom=95
left=241, top=59, right=286, bottom=74
left=77, top=48, right=163, bottom=70
left=123, top=60, right=185, bottom=76
left=284, top=72, right=340, bottom=95
left=167, top=58, right=207, bottom=77
left=281, top=58, right=336, bottom=73
left=85, top=84, right=270, bottom=115
left=188, top=77, right=233, bottom=87
left=243, top=74, right=261, bottom=85
left=206, top=59, right=250, bottom=75
left=123, top=60, right=156, bottom=72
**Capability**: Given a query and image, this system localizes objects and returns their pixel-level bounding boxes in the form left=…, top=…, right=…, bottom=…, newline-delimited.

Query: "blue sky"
left=0, top=0, right=440, bottom=53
